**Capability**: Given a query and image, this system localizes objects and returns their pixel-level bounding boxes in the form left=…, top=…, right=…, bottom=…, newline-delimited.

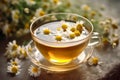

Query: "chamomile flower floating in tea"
left=28, top=65, right=41, bottom=77
left=43, top=28, right=51, bottom=35
left=55, top=35, right=62, bottom=41
left=69, top=32, right=76, bottom=39
left=70, top=27, right=76, bottom=32
left=76, top=21, right=83, bottom=33
left=7, top=65, right=21, bottom=75
left=61, top=21, right=69, bottom=31
left=34, top=20, right=87, bottom=42
left=74, top=30, right=81, bottom=36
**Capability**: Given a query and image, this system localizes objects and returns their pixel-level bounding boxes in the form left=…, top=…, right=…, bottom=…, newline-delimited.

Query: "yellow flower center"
left=69, top=32, right=75, bottom=39
left=32, top=67, right=39, bottom=73
left=61, top=24, right=68, bottom=31
left=74, top=30, right=81, bottom=36
left=39, top=10, right=45, bottom=16
left=30, top=0, right=34, bottom=1
left=55, top=35, right=62, bottom=41
left=12, top=61, right=18, bottom=65
left=76, top=24, right=83, bottom=33
left=14, top=13, right=19, bottom=19
left=11, top=66, right=18, bottom=73
left=28, top=47, right=32, bottom=52
left=83, top=5, right=90, bottom=11
left=43, top=28, right=51, bottom=35
left=20, top=48, right=27, bottom=57
left=92, top=57, right=99, bottom=65
left=70, top=27, right=76, bottom=32
left=53, top=0, right=59, bottom=4
left=25, top=23, right=29, bottom=29
left=12, top=44, right=18, bottom=50
left=57, top=27, right=61, bottom=31
left=23, top=51, right=27, bottom=57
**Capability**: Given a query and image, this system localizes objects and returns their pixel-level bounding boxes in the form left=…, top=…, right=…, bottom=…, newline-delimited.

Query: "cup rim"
left=30, top=13, right=94, bottom=44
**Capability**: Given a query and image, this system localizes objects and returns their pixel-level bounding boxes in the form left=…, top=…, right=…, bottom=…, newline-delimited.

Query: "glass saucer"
left=26, top=40, right=94, bottom=72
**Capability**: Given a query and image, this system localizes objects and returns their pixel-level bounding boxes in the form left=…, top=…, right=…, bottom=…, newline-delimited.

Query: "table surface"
left=0, top=0, right=120, bottom=80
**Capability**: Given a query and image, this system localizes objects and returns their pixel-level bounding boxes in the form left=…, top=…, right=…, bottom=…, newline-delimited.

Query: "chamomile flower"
left=87, top=56, right=99, bottom=66
left=25, top=0, right=36, bottom=6
left=17, top=46, right=27, bottom=59
left=52, top=0, right=62, bottom=6
left=28, top=65, right=41, bottom=77
left=5, top=51, right=18, bottom=59
left=11, top=10, right=20, bottom=23
left=7, top=65, right=21, bottom=75
left=11, top=0, right=19, bottom=4
left=60, top=21, right=69, bottom=31
left=2, top=23, right=12, bottom=37
left=35, top=8, right=45, bottom=17
left=75, top=21, right=84, bottom=33
left=5, top=40, right=19, bottom=59
left=8, top=58, right=21, bottom=66
left=81, top=4, right=91, bottom=11
left=6, top=40, right=18, bottom=51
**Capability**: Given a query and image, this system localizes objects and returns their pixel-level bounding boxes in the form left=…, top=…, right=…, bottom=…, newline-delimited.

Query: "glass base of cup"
left=26, top=40, right=94, bottom=72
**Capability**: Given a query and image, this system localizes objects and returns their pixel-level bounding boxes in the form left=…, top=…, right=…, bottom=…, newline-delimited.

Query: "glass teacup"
left=30, top=13, right=94, bottom=65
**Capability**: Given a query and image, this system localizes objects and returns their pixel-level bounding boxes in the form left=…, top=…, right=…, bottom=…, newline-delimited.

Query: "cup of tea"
left=30, top=13, right=97, bottom=66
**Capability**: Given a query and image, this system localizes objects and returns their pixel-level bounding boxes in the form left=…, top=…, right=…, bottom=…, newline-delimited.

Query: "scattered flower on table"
left=4, top=40, right=28, bottom=59
left=4, top=40, right=19, bottom=59
left=7, top=65, right=21, bottom=75
left=8, top=58, right=21, bottom=66
left=17, top=46, right=28, bottom=59
left=28, top=65, right=41, bottom=77
left=87, top=56, right=99, bottom=66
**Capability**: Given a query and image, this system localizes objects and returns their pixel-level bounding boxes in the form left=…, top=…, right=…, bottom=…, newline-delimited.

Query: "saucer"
left=26, top=40, right=94, bottom=72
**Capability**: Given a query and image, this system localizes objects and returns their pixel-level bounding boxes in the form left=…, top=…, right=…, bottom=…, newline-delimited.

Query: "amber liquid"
left=34, top=40, right=89, bottom=65
left=32, top=21, right=89, bottom=65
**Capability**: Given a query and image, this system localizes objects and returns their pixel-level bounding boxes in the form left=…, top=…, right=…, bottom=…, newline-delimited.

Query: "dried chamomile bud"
left=91, top=57, right=99, bottom=65
left=112, top=38, right=119, bottom=48
left=102, top=38, right=111, bottom=47
left=74, top=30, right=81, bottom=36
left=88, top=57, right=99, bottom=66
left=69, top=32, right=75, bottom=39
left=43, top=28, right=51, bottom=35
left=76, top=23, right=83, bottom=33
left=61, top=24, right=68, bottom=31
left=55, top=35, right=62, bottom=41
left=70, top=27, right=76, bottom=32
left=112, top=23, right=118, bottom=29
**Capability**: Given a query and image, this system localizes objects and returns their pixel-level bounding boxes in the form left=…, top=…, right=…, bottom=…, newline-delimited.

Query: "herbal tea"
left=32, top=20, right=90, bottom=65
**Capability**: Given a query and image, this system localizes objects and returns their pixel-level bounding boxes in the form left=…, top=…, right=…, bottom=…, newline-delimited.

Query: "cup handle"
left=88, top=32, right=101, bottom=47
left=84, top=32, right=101, bottom=63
